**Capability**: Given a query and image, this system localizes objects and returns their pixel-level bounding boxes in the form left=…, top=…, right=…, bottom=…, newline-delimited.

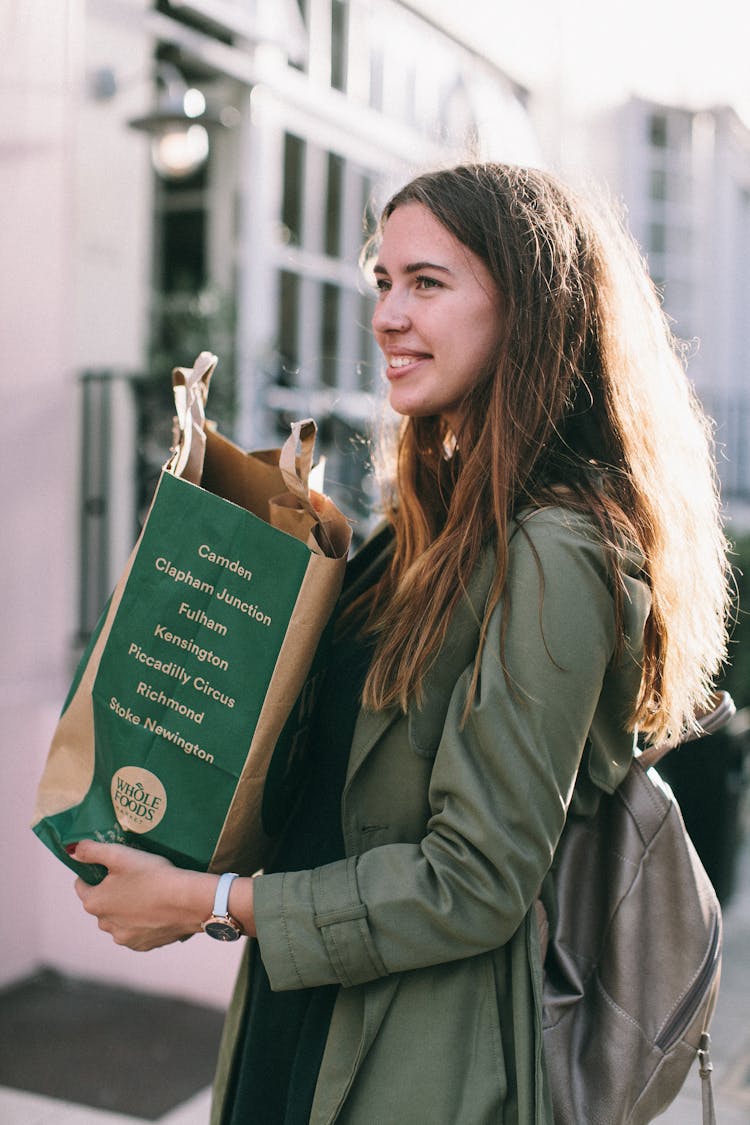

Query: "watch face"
left=203, top=918, right=241, bottom=942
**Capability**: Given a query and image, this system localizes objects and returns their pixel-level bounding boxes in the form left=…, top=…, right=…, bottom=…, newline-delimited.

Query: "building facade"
left=144, top=0, right=542, bottom=519
left=585, top=97, right=750, bottom=524
left=2, top=0, right=541, bottom=1004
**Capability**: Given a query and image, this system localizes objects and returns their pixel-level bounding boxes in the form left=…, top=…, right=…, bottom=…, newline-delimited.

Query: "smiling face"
left=371, top=202, right=502, bottom=433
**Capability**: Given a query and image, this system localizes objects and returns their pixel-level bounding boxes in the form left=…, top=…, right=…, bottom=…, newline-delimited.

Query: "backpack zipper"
left=655, top=914, right=721, bottom=1052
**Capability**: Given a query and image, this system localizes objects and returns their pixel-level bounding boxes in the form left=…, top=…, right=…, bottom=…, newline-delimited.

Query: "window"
left=290, top=0, right=309, bottom=72
left=320, top=283, right=340, bottom=387
left=278, top=270, right=301, bottom=382
left=282, top=133, right=305, bottom=245
left=269, top=138, right=382, bottom=520
left=649, top=168, right=668, bottom=202
left=154, top=0, right=232, bottom=42
left=159, top=206, right=206, bottom=292
left=361, top=172, right=378, bottom=241
left=648, top=221, right=666, bottom=255
left=358, top=292, right=377, bottom=389
left=331, top=0, right=348, bottom=92
left=649, top=113, right=668, bottom=148
left=325, top=152, right=344, bottom=256
left=152, top=132, right=209, bottom=295
left=78, top=373, right=114, bottom=640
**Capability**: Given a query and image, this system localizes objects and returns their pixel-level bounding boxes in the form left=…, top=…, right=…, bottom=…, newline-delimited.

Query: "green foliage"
left=134, top=286, right=237, bottom=524
left=148, top=286, right=237, bottom=428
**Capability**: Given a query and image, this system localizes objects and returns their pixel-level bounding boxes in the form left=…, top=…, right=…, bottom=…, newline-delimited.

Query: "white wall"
left=0, top=1, right=243, bottom=1007
left=1, top=0, right=81, bottom=988
left=0, top=0, right=551, bottom=1007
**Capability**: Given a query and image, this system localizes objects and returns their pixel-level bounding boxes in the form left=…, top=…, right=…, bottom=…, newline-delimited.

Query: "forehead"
left=377, top=202, right=475, bottom=268
left=374, top=203, right=498, bottom=303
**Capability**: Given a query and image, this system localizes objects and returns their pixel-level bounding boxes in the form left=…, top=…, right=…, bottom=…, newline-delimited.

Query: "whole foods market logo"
left=110, top=767, right=167, bottom=834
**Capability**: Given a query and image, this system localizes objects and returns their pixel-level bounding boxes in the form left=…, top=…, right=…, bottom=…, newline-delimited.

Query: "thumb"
left=70, top=839, right=130, bottom=870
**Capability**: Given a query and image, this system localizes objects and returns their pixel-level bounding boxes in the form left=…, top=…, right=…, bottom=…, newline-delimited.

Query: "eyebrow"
left=372, top=260, right=453, bottom=276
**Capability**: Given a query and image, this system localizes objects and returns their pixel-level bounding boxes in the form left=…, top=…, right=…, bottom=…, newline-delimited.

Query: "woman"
left=73, top=164, right=730, bottom=1124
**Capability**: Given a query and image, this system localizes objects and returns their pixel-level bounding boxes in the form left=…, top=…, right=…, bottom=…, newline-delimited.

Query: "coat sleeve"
left=254, top=512, right=636, bottom=990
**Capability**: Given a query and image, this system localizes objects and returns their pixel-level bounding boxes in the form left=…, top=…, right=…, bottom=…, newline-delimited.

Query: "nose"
left=372, top=291, right=410, bottom=335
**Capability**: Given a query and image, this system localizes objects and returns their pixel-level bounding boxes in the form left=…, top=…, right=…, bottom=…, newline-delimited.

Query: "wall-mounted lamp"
left=90, top=62, right=237, bottom=181
left=128, top=62, right=227, bottom=180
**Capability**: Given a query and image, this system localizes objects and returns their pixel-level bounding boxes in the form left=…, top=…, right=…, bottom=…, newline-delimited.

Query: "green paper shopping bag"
left=32, top=352, right=351, bottom=884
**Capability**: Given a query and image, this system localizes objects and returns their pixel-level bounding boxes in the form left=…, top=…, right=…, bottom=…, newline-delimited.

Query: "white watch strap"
left=213, top=871, right=239, bottom=917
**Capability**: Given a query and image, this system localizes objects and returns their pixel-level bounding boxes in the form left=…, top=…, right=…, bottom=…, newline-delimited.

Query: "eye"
left=374, top=277, right=391, bottom=294
left=415, top=275, right=443, bottom=290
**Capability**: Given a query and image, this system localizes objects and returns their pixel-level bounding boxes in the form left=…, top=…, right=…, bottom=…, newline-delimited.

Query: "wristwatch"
left=202, top=872, right=243, bottom=941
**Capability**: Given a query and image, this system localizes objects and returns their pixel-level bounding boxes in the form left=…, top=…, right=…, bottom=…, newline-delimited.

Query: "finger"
left=73, top=876, right=90, bottom=903
left=75, top=880, right=105, bottom=918
left=71, top=839, right=129, bottom=869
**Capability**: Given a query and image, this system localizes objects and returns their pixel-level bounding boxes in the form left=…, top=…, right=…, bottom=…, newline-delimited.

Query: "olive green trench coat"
left=211, top=508, right=651, bottom=1125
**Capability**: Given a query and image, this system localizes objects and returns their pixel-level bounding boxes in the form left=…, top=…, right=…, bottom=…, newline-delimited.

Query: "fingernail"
left=65, top=843, right=79, bottom=857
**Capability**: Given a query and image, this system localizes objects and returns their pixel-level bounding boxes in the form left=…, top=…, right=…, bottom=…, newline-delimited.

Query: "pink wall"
left=0, top=3, right=242, bottom=1009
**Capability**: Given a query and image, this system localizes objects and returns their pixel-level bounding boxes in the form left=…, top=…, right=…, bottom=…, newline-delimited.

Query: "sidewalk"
left=0, top=971, right=222, bottom=1125
left=2, top=842, right=749, bottom=1125
left=0, top=1085, right=213, bottom=1125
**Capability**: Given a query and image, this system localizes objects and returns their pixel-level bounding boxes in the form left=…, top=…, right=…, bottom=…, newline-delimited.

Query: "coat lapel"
left=345, top=540, right=498, bottom=787
left=407, top=546, right=496, bottom=755
left=345, top=702, right=401, bottom=789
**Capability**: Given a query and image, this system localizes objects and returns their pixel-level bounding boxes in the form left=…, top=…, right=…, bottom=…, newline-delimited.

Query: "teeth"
left=390, top=355, right=422, bottom=368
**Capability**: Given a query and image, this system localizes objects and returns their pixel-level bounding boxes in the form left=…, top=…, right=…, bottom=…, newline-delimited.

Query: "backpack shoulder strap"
left=639, top=690, right=735, bottom=770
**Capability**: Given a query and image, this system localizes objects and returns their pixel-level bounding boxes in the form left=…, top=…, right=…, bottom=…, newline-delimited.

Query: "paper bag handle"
left=278, top=419, right=318, bottom=509
left=166, top=351, right=217, bottom=484
left=278, top=419, right=338, bottom=556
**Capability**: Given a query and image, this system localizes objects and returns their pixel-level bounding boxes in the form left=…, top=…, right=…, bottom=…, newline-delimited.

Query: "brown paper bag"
left=33, top=352, right=352, bottom=883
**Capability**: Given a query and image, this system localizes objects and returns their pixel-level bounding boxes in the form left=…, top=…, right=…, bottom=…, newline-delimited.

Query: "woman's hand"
left=72, top=840, right=216, bottom=952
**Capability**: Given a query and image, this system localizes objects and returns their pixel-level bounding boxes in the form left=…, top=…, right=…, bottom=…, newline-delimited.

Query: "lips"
left=386, top=352, right=432, bottom=376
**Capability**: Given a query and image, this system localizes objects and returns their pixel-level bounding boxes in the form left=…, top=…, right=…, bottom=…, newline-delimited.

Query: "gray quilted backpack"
left=540, top=692, right=733, bottom=1125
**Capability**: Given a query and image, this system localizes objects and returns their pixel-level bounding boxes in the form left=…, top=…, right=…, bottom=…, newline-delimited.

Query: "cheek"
left=477, top=305, right=502, bottom=363
left=463, top=320, right=500, bottom=378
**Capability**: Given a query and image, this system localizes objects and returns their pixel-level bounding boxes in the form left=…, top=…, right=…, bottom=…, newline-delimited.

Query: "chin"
left=388, top=393, right=434, bottom=419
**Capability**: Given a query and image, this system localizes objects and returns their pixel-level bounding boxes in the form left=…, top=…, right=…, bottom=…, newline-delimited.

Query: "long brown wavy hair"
left=357, top=163, right=729, bottom=745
